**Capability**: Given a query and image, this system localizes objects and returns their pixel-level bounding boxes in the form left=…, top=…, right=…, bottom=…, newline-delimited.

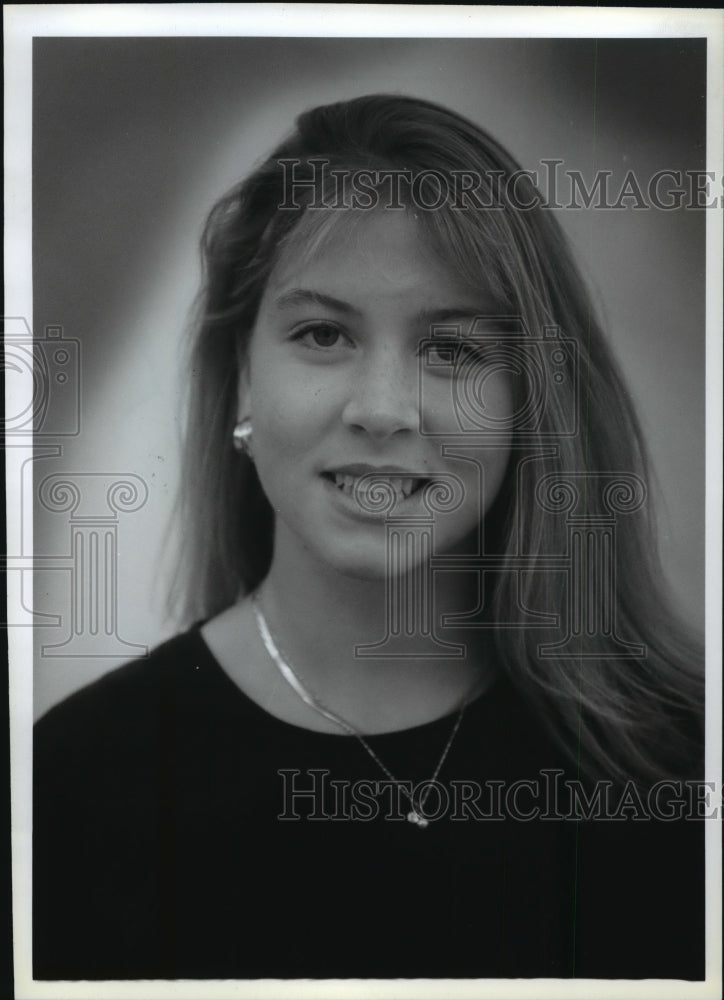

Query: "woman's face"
left=241, top=208, right=513, bottom=579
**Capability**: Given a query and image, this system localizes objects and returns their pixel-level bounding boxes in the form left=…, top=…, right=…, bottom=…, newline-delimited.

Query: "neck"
left=255, top=536, right=493, bottom=732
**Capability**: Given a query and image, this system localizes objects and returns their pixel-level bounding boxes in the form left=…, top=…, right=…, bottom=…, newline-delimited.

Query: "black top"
left=33, top=628, right=705, bottom=981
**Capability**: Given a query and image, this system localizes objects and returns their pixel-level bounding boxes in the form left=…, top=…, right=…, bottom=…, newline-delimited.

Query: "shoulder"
left=34, top=627, right=211, bottom=759
left=36, top=628, right=206, bottom=716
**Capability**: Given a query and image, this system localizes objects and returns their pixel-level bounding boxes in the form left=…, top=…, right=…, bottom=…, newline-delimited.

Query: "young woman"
left=34, top=94, right=705, bottom=982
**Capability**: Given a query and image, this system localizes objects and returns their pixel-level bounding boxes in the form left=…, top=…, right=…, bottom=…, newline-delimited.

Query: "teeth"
left=331, top=473, right=424, bottom=501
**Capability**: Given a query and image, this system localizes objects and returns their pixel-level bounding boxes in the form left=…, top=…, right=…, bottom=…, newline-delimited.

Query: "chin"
left=323, top=548, right=391, bottom=582
left=324, top=543, right=436, bottom=584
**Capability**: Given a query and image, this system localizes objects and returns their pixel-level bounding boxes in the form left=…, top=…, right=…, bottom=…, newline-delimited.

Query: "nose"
left=341, top=344, right=420, bottom=440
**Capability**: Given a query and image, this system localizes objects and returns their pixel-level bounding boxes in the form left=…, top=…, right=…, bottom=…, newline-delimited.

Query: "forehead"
left=264, top=207, right=492, bottom=306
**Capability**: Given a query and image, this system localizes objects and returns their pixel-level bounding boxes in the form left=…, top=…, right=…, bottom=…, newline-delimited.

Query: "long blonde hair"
left=170, top=94, right=703, bottom=783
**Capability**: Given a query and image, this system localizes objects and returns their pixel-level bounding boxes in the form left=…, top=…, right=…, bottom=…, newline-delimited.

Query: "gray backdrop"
left=31, top=37, right=706, bottom=717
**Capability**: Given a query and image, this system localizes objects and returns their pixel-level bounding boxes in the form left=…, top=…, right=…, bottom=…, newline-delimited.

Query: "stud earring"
left=232, top=418, right=253, bottom=458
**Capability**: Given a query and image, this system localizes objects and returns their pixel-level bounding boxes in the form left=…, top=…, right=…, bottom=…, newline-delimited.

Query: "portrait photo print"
left=4, top=7, right=722, bottom=999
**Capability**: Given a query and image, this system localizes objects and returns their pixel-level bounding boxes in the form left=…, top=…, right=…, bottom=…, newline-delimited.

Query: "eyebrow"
left=273, top=288, right=493, bottom=327
left=274, top=289, right=363, bottom=316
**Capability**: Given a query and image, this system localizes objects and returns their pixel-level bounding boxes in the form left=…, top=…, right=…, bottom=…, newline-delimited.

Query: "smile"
left=321, top=467, right=432, bottom=504
left=333, top=472, right=428, bottom=501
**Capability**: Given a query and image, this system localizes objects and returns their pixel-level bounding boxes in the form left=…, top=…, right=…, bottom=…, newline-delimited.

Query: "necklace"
left=251, top=593, right=472, bottom=829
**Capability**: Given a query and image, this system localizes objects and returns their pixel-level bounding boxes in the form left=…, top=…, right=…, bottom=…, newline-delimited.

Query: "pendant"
left=407, top=810, right=429, bottom=828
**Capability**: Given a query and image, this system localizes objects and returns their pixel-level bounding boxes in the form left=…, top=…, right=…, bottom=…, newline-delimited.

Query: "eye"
left=457, top=341, right=494, bottom=366
left=291, top=322, right=351, bottom=350
left=423, top=340, right=458, bottom=366
left=422, top=339, right=494, bottom=373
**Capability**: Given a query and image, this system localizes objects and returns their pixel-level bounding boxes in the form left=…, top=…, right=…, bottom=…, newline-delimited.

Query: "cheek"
left=250, top=398, right=309, bottom=515
left=253, top=406, right=313, bottom=497
left=421, top=367, right=515, bottom=437
left=249, top=376, right=345, bottom=503
left=441, top=372, right=513, bottom=516
left=480, top=375, right=514, bottom=508
left=249, top=355, right=323, bottom=449
left=461, top=367, right=516, bottom=428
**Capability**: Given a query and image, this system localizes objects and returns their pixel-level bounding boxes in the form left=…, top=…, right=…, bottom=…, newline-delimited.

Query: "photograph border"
left=5, top=5, right=723, bottom=999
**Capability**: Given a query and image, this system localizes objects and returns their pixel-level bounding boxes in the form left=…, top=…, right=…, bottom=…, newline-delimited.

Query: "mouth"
left=321, top=467, right=433, bottom=503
